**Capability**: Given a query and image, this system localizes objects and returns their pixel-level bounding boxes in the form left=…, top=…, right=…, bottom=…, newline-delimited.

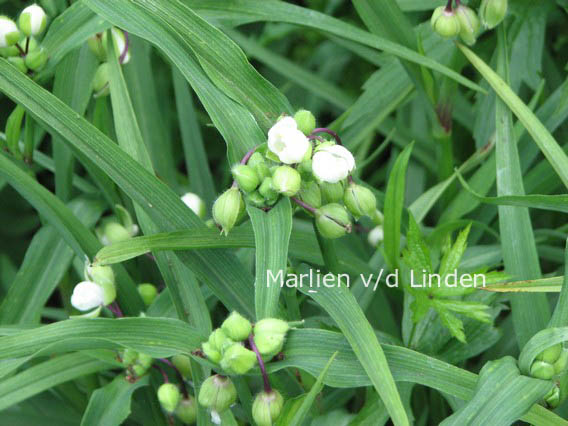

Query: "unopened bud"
left=298, top=180, right=322, bottom=209
left=368, top=225, right=384, bottom=247
left=272, top=165, right=301, bottom=197
left=0, top=44, right=20, bottom=58
left=157, top=383, right=181, bottom=413
left=221, top=311, right=252, bottom=341
left=294, top=109, right=316, bottom=136
left=220, top=343, right=257, bottom=374
left=175, top=397, right=197, bottom=424
left=0, top=17, right=20, bottom=48
left=121, top=349, right=138, bottom=366
left=7, top=56, right=27, bottom=73
left=455, top=5, right=480, bottom=46
left=212, top=188, right=244, bottom=236
left=137, top=283, right=158, bottom=307
left=315, top=203, right=352, bottom=239
left=24, top=47, right=47, bottom=71
left=92, top=63, right=110, bottom=98
left=253, top=318, right=290, bottom=356
left=554, top=349, right=568, bottom=374
left=232, top=164, right=260, bottom=193
left=431, top=6, right=460, bottom=38
left=71, top=281, right=104, bottom=312
left=102, top=28, right=130, bottom=64
left=530, top=361, right=555, bottom=380
left=247, top=191, right=267, bottom=207
left=479, top=0, right=508, bottom=29
left=252, top=390, right=284, bottom=426
left=202, top=342, right=222, bottom=364
left=19, top=4, right=47, bottom=37
left=319, top=181, right=344, bottom=204
left=171, top=354, right=192, bottom=379
left=544, top=385, right=561, bottom=408
left=85, top=264, right=116, bottom=305
left=536, top=344, right=562, bottom=364
left=343, top=183, right=376, bottom=219
left=198, top=375, right=237, bottom=412
left=259, top=177, right=278, bottom=201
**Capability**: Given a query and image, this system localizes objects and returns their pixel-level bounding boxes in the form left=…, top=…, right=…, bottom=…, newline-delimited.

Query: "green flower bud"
left=137, top=353, right=153, bottom=369
left=319, top=181, right=344, bottom=204
left=297, top=158, right=313, bottom=180
left=253, top=318, right=290, bottom=356
left=98, top=220, right=132, bottom=245
left=315, top=203, right=352, bottom=239
left=252, top=390, right=284, bottom=426
left=259, top=177, right=278, bottom=201
left=536, top=344, right=562, bottom=364
left=87, top=34, right=106, bottom=61
left=371, top=209, right=384, bottom=226
left=202, top=342, right=222, bottom=364
left=247, top=191, right=267, bottom=208
left=255, top=162, right=271, bottom=181
left=298, top=180, right=322, bottom=209
left=85, top=264, right=116, bottom=305
left=554, top=349, right=568, bottom=374
left=92, top=63, right=110, bottom=98
left=544, top=385, right=560, bottom=408
left=7, top=56, right=27, bottom=73
left=208, top=328, right=234, bottom=353
left=456, top=5, right=480, bottom=46
left=0, top=17, right=21, bottom=48
left=294, top=109, right=316, bottom=136
left=0, top=44, right=20, bottom=58
left=137, top=283, right=158, bottom=307
left=232, top=164, right=260, bottom=193
left=247, top=152, right=265, bottom=168
left=220, top=343, right=257, bottom=374
left=157, top=383, right=181, bottom=413
left=431, top=6, right=460, bottom=38
left=18, top=5, right=47, bottom=37
left=175, top=397, right=197, bottom=424
left=23, top=48, right=46, bottom=72
left=212, top=187, right=244, bottom=236
left=479, top=0, right=508, bottom=29
left=121, top=348, right=138, bottom=366
left=171, top=354, right=192, bottom=379
left=198, top=375, right=237, bottom=412
left=272, top=166, right=301, bottom=197
left=102, top=28, right=130, bottom=64
left=530, top=361, right=555, bottom=380
left=131, top=364, right=147, bottom=376
left=221, top=311, right=252, bottom=341
left=343, top=183, right=376, bottom=219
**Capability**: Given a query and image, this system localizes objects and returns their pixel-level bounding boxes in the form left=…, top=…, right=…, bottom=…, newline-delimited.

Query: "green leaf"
left=482, top=276, right=562, bottom=293
left=549, top=239, right=568, bottom=327
left=438, top=223, right=471, bottom=279
left=81, top=375, right=149, bottom=426
left=247, top=199, right=292, bottom=319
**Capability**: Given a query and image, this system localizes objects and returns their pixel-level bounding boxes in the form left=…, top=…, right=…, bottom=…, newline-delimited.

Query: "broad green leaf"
left=549, top=240, right=568, bottom=327
left=81, top=375, right=149, bottom=426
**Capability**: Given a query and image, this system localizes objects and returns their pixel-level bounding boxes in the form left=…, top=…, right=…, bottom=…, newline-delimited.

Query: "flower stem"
left=240, top=146, right=258, bottom=165
left=153, top=364, right=169, bottom=383
left=290, top=196, right=317, bottom=215
left=159, top=358, right=189, bottom=398
left=248, top=334, right=272, bottom=393
left=310, top=128, right=343, bottom=146
left=107, top=301, right=123, bottom=318
left=445, top=0, right=453, bottom=12
left=15, top=43, right=25, bottom=57
left=25, top=37, right=30, bottom=54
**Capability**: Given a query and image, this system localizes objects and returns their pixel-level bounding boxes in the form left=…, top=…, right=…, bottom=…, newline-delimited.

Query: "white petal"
left=71, top=281, right=104, bottom=311
left=368, top=226, right=384, bottom=246
left=22, top=5, right=46, bottom=35
left=312, top=151, right=348, bottom=183
left=0, top=18, right=18, bottom=48
left=327, top=145, right=355, bottom=172
left=181, top=192, right=204, bottom=217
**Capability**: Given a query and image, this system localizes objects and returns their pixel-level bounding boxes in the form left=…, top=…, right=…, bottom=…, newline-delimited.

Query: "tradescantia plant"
left=1, top=0, right=568, bottom=425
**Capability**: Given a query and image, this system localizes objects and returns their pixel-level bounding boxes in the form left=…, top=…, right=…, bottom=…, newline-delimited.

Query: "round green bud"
left=137, top=352, right=153, bottom=369
left=171, top=354, right=192, bottom=379
left=232, top=164, right=260, bottom=193
left=23, top=47, right=47, bottom=72
left=0, top=44, right=20, bottom=58
left=315, top=203, right=352, bottom=239
left=530, top=361, right=555, bottom=380
left=455, top=5, right=480, bottom=46
left=208, top=328, right=234, bottom=353
left=544, top=385, right=560, bottom=408
left=121, top=348, right=138, bottom=366
left=253, top=318, right=290, bottom=356
left=198, top=375, right=237, bottom=412
left=19, top=5, right=47, bottom=37
left=212, top=187, right=244, bottom=236
left=99, top=220, right=132, bottom=245
left=220, top=343, right=257, bottom=374
left=536, top=344, right=562, bottom=364
left=247, top=152, right=265, bottom=168
left=431, top=6, right=460, bottom=38
left=343, top=183, right=376, bottom=219
left=319, top=181, right=344, bottom=204
left=254, top=318, right=290, bottom=335
left=479, top=0, right=508, bottom=29
left=221, top=311, right=252, bottom=341
left=298, top=180, right=322, bottom=209
left=247, top=191, right=267, bottom=208
left=259, top=177, right=278, bottom=201
left=252, top=390, right=284, bottom=426
left=0, top=17, right=21, bottom=48
left=294, top=109, right=316, bottom=136
left=202, top=342, right=222, bottom=364
left=554, top=349, right=568, bottom=374
left=92, top=62, right=110, bottom=98
left=7, top=56, right=27, bottom=73
left=132, top=364, right=148, bottom=376
left=87, top=34, right=106, bottom=61
left=371, top=209, right=384, bottom=226
left=175, top=397, right=197, bottom=424
left=272, top=166, right=301, bottom=197
left=255, top=162, right=271, bottom=181
left=137, top=283, right=158, bottom=307
left=157, top=383, right=181, bottom=413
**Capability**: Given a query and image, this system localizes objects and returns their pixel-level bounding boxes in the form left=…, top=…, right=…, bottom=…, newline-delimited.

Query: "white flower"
left=111, top=28, right=130, bottom=64
left=368, top=226, right=384, bottom=247
left=19, top=4, right=47, bottom=36
left=267, top=116, right=310, bottom=164
left=0, top=17, right=19, bottom=48
left=181, top=192, right=206, bottom=218
left=312, top=144, right=355, bottom=183
left=71, top=281, right=104, bottom=312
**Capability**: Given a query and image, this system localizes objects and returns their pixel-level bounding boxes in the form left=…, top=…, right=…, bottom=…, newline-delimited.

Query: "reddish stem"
left=153, top=364, right=169, bottom=383
left=240, top=146, right=258, bottom=165
left=290, top=196, right=317, bottom=215
left=107, top=301, right=123, bottom=318
left=159, top=358, right=189, bottom=398
left=310, top=128, right=343, bottom=146
left=248, top=334, right=272, bottom=393
left=445, top=0, right=453, bottom=12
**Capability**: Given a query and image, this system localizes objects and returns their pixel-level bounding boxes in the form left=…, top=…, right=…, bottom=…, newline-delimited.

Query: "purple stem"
left=240, top=146, right=258, bottom=165
left=119, top=31, right=129, bottom=64
left=25, top=37, right=30, bottom=54
left=290, top=196, right=317, bottom=215
left=153, top=364, right=169, bottom=383
left=445, top=0, right=453, bottom=11
left=248, top=334, right=272, bottom=393
left=15, top=43, right=25, bottom=57
left=107, top=301, right=123, bottom=318
left=158, top=358, right=189, bottom=397
left=310, top=128, right=343, bottom=146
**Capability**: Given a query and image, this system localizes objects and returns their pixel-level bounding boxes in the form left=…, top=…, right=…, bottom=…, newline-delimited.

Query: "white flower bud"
left=71, top=281, right=104, bottom=312
left=368, top=226, right=384, bottom=247
left=181, top=192, right=206, bottom=219
left=19, top=4, right=47, bottom=37
left=0, top=17, right=20, bottom=48
left=312, top=145, right=355, bottom=183
left=267, top=116, right=310, bottom=164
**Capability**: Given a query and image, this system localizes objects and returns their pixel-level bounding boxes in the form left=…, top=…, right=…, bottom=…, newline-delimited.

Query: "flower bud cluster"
left=212, top=110, right=378, bottom=239
left=431, top=0, right=507, bottom=45
left=1, top=5, right=48, bottom=74
left=70, top=262, right=117, bottom=317
left=88, top=28, right=130, bottom=97
left=529, top=343, right=568, bottom=408
left=120, top=348, right=153, bottom=379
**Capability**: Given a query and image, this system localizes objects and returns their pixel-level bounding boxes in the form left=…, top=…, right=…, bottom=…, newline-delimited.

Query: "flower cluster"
left=0, top=4, right=48, bottom=74
left=88, top=27, right=130, bottom=97
left=70, top=262, right=117, bottom=317
left=529, top=343, right=568, bottom=408
left=212, top=109, right=382, bottom=239
left=431, top=0, right=507, bottom=45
